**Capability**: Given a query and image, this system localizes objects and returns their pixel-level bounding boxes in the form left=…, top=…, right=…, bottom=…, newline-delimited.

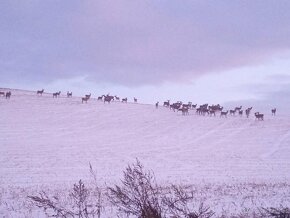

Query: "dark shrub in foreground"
left=107, top=159, right=163, bottom=218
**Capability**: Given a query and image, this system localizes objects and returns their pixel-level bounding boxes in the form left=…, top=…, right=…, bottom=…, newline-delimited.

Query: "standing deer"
left=5, top=91, right=11, bottom=99
left=67, top=91, right=72, bottom=97
left=220, top=111, right=228, bottom=118
left=82, top=96, right=89, bottom=103
left=122, top=98, right=127, bottom=103
left=155, top=102, right=159, bottom=109
left=209, top=110, right=216, bottom=116
left=163, top=100, right=170, bottom=107
left=272, top=108, right=276, bottom=116
left=235, top=106, right=242, bottom=111
left=0, top=91, right=5, bottom=97
left=245, top=107, right=252, bottom=118
left=53, top=91, right=61, bottom=98
left=85, top=93, right=91, bottom=99
left=104, top=95, right=114, bottom=103
left=255, top=112, right=264, bottom=121
left=37, top=89, right=44, bottom=96
left=178, top=107, right=189, bottom=115
left=230, top=109, right=236, bottom=116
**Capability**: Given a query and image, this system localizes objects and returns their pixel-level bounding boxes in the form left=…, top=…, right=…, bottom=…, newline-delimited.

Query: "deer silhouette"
left=37, top=89, right=44, bottom=96
left=67, top=91, right=72, bottom=97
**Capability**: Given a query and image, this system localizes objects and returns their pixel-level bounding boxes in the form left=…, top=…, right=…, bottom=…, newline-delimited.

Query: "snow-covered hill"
left=2, top=88, right=290, bottom=217
left=1, top=88, right=290, bottom=186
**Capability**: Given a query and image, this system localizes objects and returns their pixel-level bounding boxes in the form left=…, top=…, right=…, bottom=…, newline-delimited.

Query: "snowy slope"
left=1, top=88, right=290, bottom=187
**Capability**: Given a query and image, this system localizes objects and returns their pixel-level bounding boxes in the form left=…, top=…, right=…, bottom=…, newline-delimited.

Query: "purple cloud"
left=1, top=1, right=290, bottom=86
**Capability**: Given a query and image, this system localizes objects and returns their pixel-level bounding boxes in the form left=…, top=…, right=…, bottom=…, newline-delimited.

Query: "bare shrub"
left=260, top=206, right=290, bottom=217
left=28, top=180, right=100, bottom=217
left=107, top=159, right=163, bottom=218
left=89, top=163, right=103, bottom=218
left=28, top=191, right=74, bottom=217
left=163, top=185, right=214, bottom=218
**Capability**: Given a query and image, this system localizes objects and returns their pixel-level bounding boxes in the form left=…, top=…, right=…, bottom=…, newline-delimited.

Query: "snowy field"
left=1, top=88, right=290, bottom=217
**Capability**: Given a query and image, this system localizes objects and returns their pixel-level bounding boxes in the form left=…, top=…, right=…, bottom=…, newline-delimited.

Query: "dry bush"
left=89, top=163, right=103, bottom=218
left=107, top=159, right=163, bottom=218
left=163, top=185, right=214, bottom=218
left=260, top=206, right=290, bottom=218
left=28, top=180, right=101, bottom=217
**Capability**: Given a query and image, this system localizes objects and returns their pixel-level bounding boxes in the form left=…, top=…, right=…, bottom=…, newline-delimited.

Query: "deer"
left=82, top=96, right=89, bottom=103
left=5, top=91, right=11, bottom=99
left=230, top=109, right=236, bottom=116
left=67, top=91, right=72, bottom=97
left=239, top=110, right=243, bottom=117
left=170, top=103, right=182, bottom=112
left=220, top=111, right=228, bottom=118
left=155, top=102, right=159, bottom=109
left=163, top=100, right=170, bottom=107
left=272, top=108, right=276, bottom=116
left=85, top=93, right=91, bottom=99
left=178, top=107, right=189, bottom=115
left=245, top=107, right=252, bottom=118
left=192, top=104, right=197, bottom=109
left=235, top=106, right=242, bottom=111
left=0, top=91, right=5, bottom=96
left=122, top=97, right=127, bottom=103
left=255, top=112, right=264, bottom=121
left=53, top=91, right=61, bottom=98
left=209, top=110, right=216, bottom=116
left=104, top=95, right=114, bottom=103
left=134, top=97, right=137, bottom=103
left=37, top=89, right=44, bottom=96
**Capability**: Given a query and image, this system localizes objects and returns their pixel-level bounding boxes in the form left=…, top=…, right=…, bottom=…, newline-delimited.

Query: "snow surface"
left=1, top=88, right=290, bottom=216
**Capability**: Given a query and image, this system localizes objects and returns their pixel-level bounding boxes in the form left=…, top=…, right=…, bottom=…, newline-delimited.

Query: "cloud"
left=224, top=74, right=290, bottom=114
left=1, top=0, right=290, bottom=86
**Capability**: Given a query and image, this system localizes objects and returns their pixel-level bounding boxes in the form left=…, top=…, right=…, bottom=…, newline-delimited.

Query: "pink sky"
left=1, top=1, right=290, bottom=106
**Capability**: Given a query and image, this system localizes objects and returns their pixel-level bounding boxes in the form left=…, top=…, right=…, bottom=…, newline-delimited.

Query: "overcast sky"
left=1, top=1, right=290, bottom=107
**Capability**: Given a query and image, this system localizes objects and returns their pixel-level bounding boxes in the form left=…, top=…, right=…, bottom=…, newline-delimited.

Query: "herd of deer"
left=36, top=89, right=136, bottom=104
left=1, top=89, right=277, bottom=121
left=159, top=100, right=277, bottom=120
